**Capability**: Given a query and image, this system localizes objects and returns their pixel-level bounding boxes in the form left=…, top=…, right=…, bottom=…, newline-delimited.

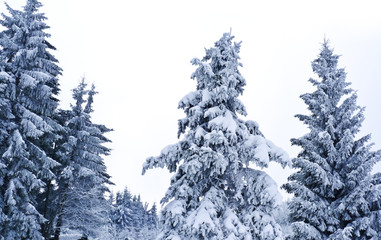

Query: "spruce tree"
left=54, top=79, right=112, bottom=239
left=112, top=188, right=134, bottom=234
left=147, top=202, right=159, bottom=229
left=282, top=40, right=381, bottom=239
left=143, top=32, right=289, bottom=239
left=0, top=52, right=13, bottom=240
left=110, top=188, right=159, bottom=239
left=0, top=0, right=62, bottom=238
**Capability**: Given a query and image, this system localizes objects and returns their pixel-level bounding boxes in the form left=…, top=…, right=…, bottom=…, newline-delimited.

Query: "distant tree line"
left=109, top=188, right=158, bottom=239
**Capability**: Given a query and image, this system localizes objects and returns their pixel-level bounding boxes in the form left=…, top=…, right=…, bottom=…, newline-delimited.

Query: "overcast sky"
left=2, top=0, right=381, bottom=206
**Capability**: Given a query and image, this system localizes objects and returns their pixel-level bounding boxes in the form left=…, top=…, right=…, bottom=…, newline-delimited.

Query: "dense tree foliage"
left=143, top=32, right=289, bottom=240
left=0, top=1, right=380, bottom=240
left=283, top=40, right=381, bottom=239
left=53, top=79, right=112, bottom=239
left=110, top=188, right=159, bottom=239
left=0, top=0, right=62, bottom=238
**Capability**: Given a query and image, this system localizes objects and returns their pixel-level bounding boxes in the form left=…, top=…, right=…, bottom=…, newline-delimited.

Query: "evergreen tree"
left=53, top=79, right=112, bottom=239
left=147, top=202, right=159, bottom=228
left=112, top=188, right=134, bottom=233
left=0, top=52, right=13, bottom=240
left=0, top=0, right=62, bottom=238
left=130, top=195, right=145, bottom=228
left=282, top=40, right=381, bottom=239
left=143, top=32, right=289, bottom=239
left=110, top=188, right=159, bottom=239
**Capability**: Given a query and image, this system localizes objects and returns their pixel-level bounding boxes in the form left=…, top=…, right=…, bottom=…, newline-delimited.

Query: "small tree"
left=143, top=32, right=289, bottom=239
left=283, top=40, right=381, bottom=239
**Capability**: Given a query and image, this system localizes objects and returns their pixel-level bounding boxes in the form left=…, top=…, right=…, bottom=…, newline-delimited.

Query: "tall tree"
left=282, top=40, right=381, bottom=239
left=0, top=0, right=62, bottom=238
left=53, top=79, right=112, bottom=239
left=143, top=32, right=289, bottom=239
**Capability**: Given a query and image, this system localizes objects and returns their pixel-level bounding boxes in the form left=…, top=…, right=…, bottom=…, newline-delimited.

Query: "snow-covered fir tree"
left=0, top=39, right=13, bottom=240
left=143, top=32, right=289, bottom=240
left=0, top=0, right=62, bottom=238
left=112, top=188, right=134, bottom=234
left=53, top=79, right=112, bottom=239
left=282, top=40, right=381, bottom=239
left=110, top=188, right=159, bottom=239
left=148, top=202, right=159, bottom=229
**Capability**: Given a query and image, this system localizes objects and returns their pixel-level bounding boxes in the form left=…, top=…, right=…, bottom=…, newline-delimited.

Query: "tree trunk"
left=42, top=181, right=52, bottom=239
left=53, top=204, right=63, bottom=240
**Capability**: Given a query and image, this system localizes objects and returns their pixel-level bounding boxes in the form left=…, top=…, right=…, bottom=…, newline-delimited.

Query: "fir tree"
left=143, top=32, right=289, bottom=240
left=147, top=202, right=159, bottom=229
left=282, top=40, right=381, bottom=239
left=53, top=79, right=112, bottom=239
left=130, top=195, right=145, bottom=228
left=112, top=188, right=134, bottom=233
left=0, top=55, right=13, bottom=240
left=110, top=188, right=159, bottom=239
left=0, top=0, right=62, bottom=238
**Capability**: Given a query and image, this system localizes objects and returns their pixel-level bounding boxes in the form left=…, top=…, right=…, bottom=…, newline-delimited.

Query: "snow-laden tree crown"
left=143, top=32, right=290, bottom=240
left=0, top=0, right=62, bottom=238
left=283, top=40, right=381, bottom=240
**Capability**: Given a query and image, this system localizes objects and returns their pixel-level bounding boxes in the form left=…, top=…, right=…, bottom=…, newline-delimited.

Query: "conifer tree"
left=0, top=52, right=13, bottom=239
left=143, top=32, right=289, bottom=239
left=147, top=202, right=159, bottom=228
left=53, top=79, right=112, bottom=239
left=283, top=40, right=381, bottom=239
left=112, top=188, right=134, bottom=233
left=0, top=0, right=62, bottom=238
left=110, top=188, right=159, bottom=239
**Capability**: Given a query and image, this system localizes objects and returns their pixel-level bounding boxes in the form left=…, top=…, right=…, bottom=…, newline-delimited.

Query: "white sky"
left=2, top=0, right=381, bottom=206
